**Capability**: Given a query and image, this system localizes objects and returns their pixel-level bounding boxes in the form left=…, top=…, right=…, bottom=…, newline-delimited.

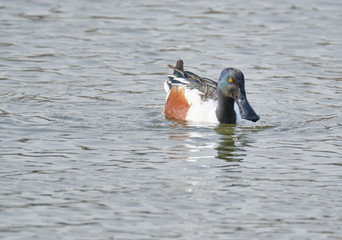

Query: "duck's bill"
left=235, top=90, right=260, bottom=122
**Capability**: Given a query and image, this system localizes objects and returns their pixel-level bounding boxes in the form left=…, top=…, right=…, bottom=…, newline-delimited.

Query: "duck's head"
left=218, top=68, right=260, bottom=122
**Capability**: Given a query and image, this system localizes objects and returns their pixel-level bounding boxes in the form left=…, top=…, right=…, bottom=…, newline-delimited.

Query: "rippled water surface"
left=1, top=0, right=341, bottom=239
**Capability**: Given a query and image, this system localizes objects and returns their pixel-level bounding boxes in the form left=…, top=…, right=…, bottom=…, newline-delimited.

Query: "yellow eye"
left=228, top=78, right=233, bottom=83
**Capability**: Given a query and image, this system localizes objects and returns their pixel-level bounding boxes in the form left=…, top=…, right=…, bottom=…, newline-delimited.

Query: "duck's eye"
left=228, top=78, right=233, bottom=83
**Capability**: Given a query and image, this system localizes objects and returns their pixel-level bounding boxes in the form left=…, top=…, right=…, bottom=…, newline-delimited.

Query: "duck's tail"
left=167, top=59, right=184, bottom=72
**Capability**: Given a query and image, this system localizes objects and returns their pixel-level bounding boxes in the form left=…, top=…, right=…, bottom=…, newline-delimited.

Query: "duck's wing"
left=166, top=60, right=217, bottom=101
left=199, top=77, right=217, bottom=100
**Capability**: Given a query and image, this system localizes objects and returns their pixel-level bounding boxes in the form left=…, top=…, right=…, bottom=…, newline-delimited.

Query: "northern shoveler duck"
left=164, top=60, right=260, bottom=124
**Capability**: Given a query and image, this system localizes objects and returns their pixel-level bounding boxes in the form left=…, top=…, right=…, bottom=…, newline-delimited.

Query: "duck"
left=163, top=60, right=260, bottom=124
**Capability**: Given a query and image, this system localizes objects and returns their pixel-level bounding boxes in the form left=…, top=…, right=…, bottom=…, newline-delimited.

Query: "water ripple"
left=0, top=0, right=341, bottom=239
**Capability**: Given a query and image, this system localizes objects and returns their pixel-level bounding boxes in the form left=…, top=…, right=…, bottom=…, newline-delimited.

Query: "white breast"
left=183, top=88, right=218, bottom=123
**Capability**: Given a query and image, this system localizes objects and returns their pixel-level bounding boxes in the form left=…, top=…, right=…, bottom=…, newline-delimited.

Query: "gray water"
left=0, top=0, right=341, bottom=239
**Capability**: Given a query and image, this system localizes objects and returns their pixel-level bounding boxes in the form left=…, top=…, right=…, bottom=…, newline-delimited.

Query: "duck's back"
left=165, top=60, right=218, bottom=101
left=164, top=60, right=219, bottom=123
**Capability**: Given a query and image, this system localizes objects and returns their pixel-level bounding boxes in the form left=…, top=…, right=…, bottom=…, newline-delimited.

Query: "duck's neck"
left=215, top=93, right=236, bottom=124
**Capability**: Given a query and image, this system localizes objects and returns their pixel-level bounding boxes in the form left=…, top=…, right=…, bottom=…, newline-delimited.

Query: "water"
left=0, top=0, right=341, bottom=239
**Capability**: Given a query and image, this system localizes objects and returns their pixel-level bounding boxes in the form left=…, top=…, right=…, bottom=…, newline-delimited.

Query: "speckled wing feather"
left=199, top=77, right=217, bottom=100
left=166, top=60, right=218, bottom=101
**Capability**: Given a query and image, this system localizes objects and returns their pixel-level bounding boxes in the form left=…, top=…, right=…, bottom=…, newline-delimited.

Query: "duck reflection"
left=165, top=120, right=191, bottom=160
left=215, top=125, right=246, bottom=162
left=165, top=118, right=253, bottom=162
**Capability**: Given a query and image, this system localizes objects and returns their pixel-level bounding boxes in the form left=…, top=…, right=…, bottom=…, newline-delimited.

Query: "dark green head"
left=217, top=68, right=260, bottom=122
